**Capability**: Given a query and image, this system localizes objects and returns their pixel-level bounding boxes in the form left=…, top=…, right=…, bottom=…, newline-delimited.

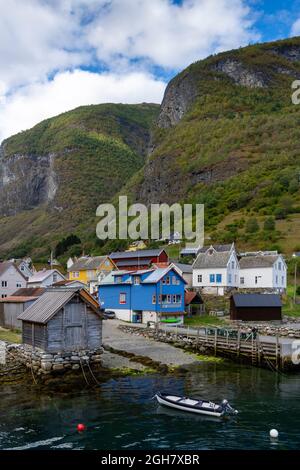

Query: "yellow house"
left=127, top=240, right=147, bottom=252
left=68, top=256, right=117, bottom=290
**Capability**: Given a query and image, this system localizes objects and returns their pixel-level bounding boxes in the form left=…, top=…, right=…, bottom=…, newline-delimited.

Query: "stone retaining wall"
left=1, top=342, right=104, bottom=376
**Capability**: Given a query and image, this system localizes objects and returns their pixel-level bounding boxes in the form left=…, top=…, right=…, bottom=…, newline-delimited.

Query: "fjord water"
left=0, top=363, right=299, bottom=450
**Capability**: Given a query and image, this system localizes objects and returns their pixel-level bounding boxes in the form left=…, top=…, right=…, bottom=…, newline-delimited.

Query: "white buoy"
left=270, top=429, right=279, bottom=438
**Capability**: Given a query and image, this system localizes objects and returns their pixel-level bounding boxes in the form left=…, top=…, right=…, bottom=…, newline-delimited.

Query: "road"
left=102, top=320, right=199, bottom=367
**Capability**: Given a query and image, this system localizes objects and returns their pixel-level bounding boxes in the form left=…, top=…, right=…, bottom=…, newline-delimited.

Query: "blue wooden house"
left=98, top=267, right=186, bottom=324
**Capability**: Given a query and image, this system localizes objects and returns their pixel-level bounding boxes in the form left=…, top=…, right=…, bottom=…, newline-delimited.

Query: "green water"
left=0, top=362, right=299, bottom=450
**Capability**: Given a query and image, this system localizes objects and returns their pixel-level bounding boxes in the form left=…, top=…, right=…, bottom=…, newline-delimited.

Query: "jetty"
left=117, top=322, right=299, bottom=371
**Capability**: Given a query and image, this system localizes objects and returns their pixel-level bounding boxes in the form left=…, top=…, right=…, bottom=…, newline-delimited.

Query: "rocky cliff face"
left=0, top=147, right=57, bottom=216
left=157, top=71, right=199, bottom=129
left=134, top=37, right=300, bottom=213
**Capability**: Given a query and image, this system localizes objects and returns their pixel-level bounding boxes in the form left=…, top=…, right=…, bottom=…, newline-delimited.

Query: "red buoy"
left=77, top=423, right=86, bottom=432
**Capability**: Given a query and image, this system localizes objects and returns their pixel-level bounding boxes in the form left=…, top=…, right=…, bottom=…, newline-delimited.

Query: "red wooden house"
left=109, top=249, right=169, bottom=271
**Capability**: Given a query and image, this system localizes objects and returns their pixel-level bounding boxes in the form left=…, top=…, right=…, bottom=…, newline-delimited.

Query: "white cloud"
left=0, top=0, right=259, bottom=141
left=291, top=18, right=300, bottom=36
left=86, top=0, right=258, bottom=69
left=0, top=70, right=166, bottom=141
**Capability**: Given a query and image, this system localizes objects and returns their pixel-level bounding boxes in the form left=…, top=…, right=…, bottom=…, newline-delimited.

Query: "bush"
left=297, top=286, right=300, bottom=296
left=245, top=217, right=259, bottom=233
left=263, top=217, right=275, bottom=231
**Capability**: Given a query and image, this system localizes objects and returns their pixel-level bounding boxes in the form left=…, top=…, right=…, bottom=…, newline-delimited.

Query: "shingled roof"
left=0, top=261, right=27, bottom=280
left=239, top=255, right=280, bottom=269
left=193, top=251, right=232, bottom=269
left=68, top=256, right=109, bottom=272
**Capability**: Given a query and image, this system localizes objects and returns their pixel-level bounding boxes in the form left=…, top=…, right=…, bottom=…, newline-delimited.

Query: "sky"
left=1, top=0, right=300, bottom=142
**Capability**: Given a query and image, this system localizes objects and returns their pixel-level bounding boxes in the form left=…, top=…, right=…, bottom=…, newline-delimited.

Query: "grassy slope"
left=131, top=38, right=300, bottom=254
left=0, top=104, right=159, bottom=258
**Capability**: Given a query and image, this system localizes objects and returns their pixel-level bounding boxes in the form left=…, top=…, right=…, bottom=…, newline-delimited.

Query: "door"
left=63, top=302, right=87, bottom=350
left=65, top=326, right=83, bottom=349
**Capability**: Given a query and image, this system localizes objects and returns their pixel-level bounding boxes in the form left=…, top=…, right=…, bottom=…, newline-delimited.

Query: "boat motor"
left=222, top=399, right=239, bottom=415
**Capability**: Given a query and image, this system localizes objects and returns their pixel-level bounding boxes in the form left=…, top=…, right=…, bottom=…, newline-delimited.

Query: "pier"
left=118, top=322, right=299, bottom=371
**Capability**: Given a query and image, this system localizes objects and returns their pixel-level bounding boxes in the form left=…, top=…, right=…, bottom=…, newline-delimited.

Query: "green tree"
left=245, top=217, right=259, bottom=233
left=263, top=217, right=275, bottom=231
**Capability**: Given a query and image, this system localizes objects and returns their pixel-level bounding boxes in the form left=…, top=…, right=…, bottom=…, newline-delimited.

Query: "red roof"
left=185, top=291, right=203, bottom=305
left=0, top=296, right=38, bottom=303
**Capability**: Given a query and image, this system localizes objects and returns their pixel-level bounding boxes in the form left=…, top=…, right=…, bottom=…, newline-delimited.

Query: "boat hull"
left=156, top=394, right=224, bottom=418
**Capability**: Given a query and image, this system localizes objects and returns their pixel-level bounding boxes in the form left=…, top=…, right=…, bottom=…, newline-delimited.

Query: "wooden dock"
left=155, top=324, right=290, bottom=371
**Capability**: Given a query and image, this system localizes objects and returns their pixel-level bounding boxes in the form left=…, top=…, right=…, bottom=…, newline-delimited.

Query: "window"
left=166, top=277, right=171, bottom=285
left=282, top=276, right=284, bottom=285
left=1, top=294, right=7, bottom=298
left=175, top=295, right=181, bottom=304
left=167, top=294, right=172, bottom=303
left=20, top=266, right=25, bottom=271
left=255, top=276, right=258, bottom=285
left=240, top=277, right=245, bottom=285
left=172, top=276, right=178, bottom=285
left=1, top=281, right=7, bottom=287
left=152, top=295, right=156, bottom=304
left=134, top=276, right=140, bottom=285
left=210, top=274, right=215, bottom=283
left=173, top=295, right=177, bottom=303
left=276, top=275, right=278, bottom=285
left=198, top=274, right=202, bottom=283
left=72, top=272, right=79, bottom=278
left=231, top=261, right=235, bottom=269
left=16, top=282, right=22, bottom=288
left=53, top=273, right=58, bottom=283
left=228, top=274, right=232, bottom=284
left=216, top=274, right=222, bottom=283
left=116, top=276, right=122, bottom=283
left=119, top=293, right=127, bottom=304
left=278, top=262, right=282, bottom=271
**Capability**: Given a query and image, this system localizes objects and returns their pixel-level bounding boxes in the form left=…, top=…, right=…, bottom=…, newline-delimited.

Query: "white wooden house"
left=0, top=262, right=27, bottom=298
left=27, top=269, right=65, bottom=288
left=239, top=254, right=287, bottom=292
left=9, top=258, right=34, bottom=278
left=192, top=245, right=239, bottom=296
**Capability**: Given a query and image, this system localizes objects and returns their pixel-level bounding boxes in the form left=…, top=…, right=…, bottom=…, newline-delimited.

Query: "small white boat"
left=155, top=392, right=238, bottom=418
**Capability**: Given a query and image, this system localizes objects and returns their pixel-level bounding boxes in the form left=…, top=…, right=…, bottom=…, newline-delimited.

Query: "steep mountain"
left=2, top=37, right=300, bottom=259
left=0, top=103, right=159, bottom=257
left=130, top=37, right=300, bottom=253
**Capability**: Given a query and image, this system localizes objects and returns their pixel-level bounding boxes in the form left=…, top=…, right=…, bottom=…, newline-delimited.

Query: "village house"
left=230, top=293, right=282, bottom=321
left=0, top=287, right=45, bottom=329
left=185, top=291, right=205, bottom=317
left=68, top=256, right=116, bottom=294
left=192, top=244, right=239, bottom=296
left=171, top=262, right=193, bottom=288
left=27, top=269, right=65, bottom=288
left=98, top=266, right=186, bottom=324
left=180, top=244, right=203, bottom=259
left=18, top=288, right=103, bottom=353
left=238, top=254, right=287, bottom=292
left=109, top=249, right=169, bottom=271
left=127, top=240, right=148, bottom=252
left=0, top=261, right=28, bottom=298
left=9, top=257, right=34, bottom=278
